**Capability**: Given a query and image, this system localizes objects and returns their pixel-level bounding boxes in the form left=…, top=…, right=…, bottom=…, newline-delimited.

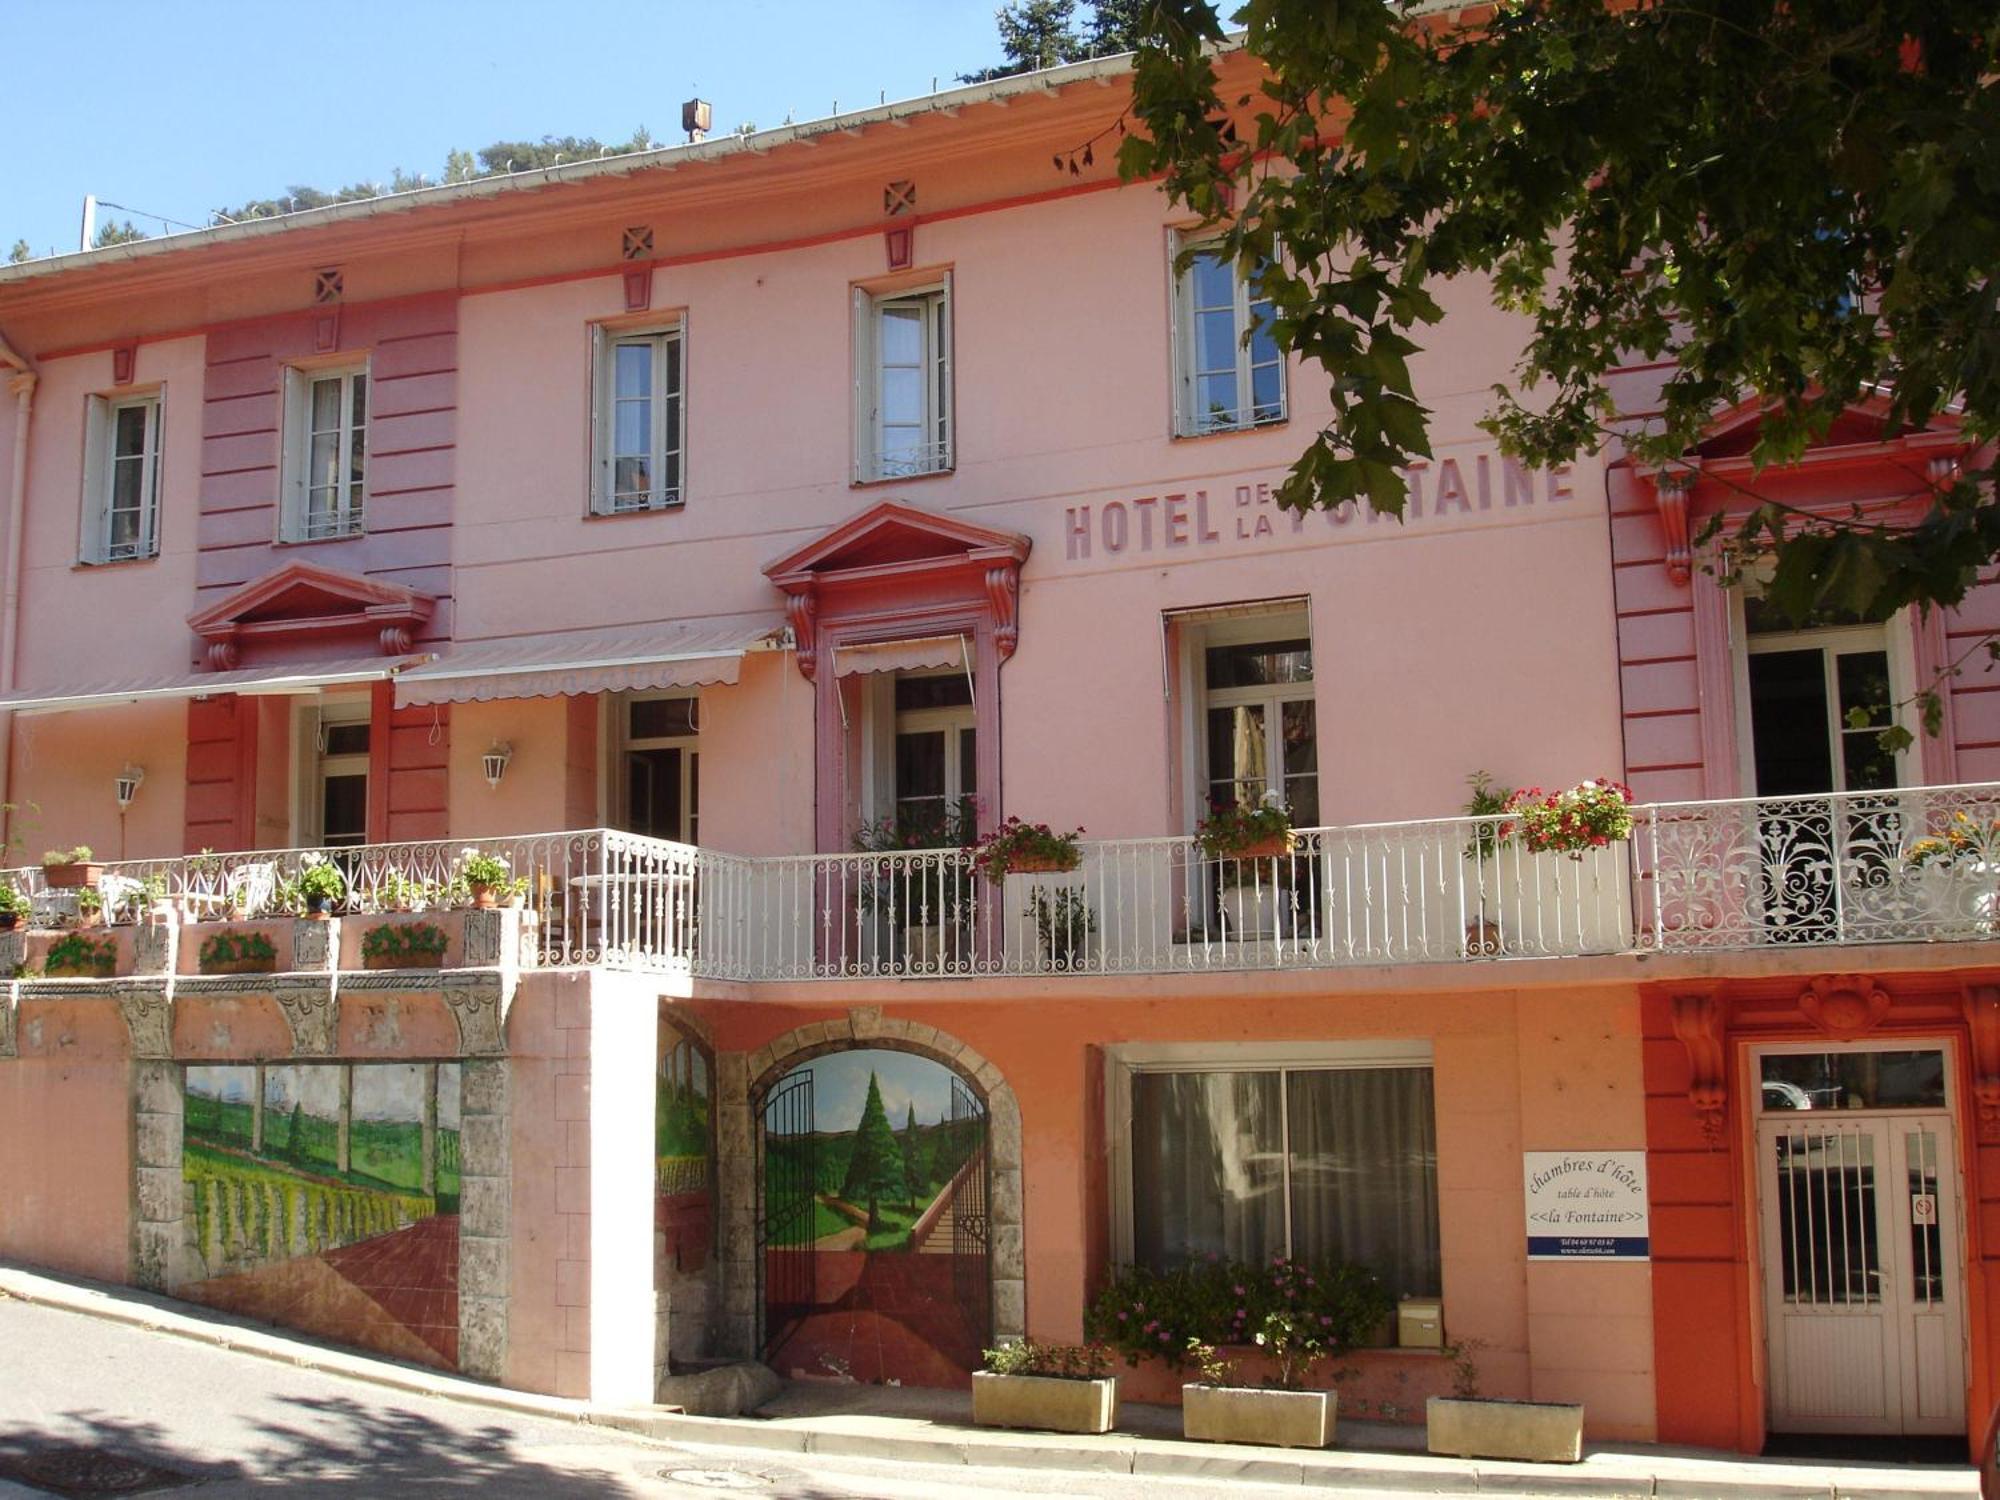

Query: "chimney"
left=682, top=99, right=712, bottom=144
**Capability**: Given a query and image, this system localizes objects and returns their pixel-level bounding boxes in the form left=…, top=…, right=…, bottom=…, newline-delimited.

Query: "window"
left=1193, top=615, right=1319, bottom=826
left=1741, top=595, right=1904, bottom=796
left=80, top=391, right=162, bottom=563
left=300, top=700, right=370, bottom=848
left=1113, top=1046, right=1440, bottom=1300
left=281, top=364, right=367, bottom=541
left=853, top=277, right=952, bottom=482
left=615, top=693, right=698, bottom=843
left=1173, top=237, right=1284, bottom=436
left=591, top=323, right=685, bottom=514
left=892, top=670, right=975, bottom=839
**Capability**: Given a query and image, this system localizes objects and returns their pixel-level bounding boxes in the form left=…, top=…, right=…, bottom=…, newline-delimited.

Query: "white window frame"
left=611, top=690, right=699, bottom=843
left=291, top=697, right=372, bottom=848
left=80, top=388, right=163, bottom=564
left=891, top=671, right=976, bottom=831
left=1174, top=605, right=1317, bottom=830
left=1170, top=231, right=1287, bottom=438
left=1104, top=1040, right=1435, bottom=1268
left=1730, top=594, right=1917, bottom=795
left=589, top=319, right=687, bottom=514
left=852, top=274, right=953, bottom=483
left=280, top=362, right=368, bottom=542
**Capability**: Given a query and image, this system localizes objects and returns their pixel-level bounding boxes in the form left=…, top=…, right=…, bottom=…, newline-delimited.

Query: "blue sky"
left=1, top=1, right=1009, bottom=258
left=783, top=1048, right=958, bottom=1133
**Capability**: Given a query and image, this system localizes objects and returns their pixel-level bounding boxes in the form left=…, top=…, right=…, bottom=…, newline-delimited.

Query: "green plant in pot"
left=0, top=883, right=28, bottom=932
left=1031, top=886, right=1095, bottom=971
left=44, top=931, right=117, bottom=979
left=198, top=929, right=278, bottom=976
left=968, top=817, right=1083, bottom=882
left=361, top=919, right=450, bottom=970
left=973, top=1340, right=1118, bottom=1435
left=457, top=849, right=512, bottom=909
left=1196, top=795, right=1294, bottom=868
left=295, top=855, right=347, bottom=918
left=40, top=845, right=102, bottom=891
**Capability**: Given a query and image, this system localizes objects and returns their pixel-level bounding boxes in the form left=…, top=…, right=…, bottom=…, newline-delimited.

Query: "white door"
left=1759, top=1105, right=1965, bottom=1434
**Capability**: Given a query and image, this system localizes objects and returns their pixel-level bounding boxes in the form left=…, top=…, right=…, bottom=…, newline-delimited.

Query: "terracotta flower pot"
left=42, top=862, right=103, bottom=891
left=364, top=949, right=445, bottom=971
left=469, top=883, right=497, bottom=910
left=201, top=955, right=277, bottom=976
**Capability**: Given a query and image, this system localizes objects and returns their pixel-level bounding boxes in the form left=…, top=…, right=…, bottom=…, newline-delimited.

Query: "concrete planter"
left=1425, top=1396, right=1584, bottom=1463
left=1183, top=1384, right=1333, bottom=1448
left=971, top=1371, right=1118, bottom=1434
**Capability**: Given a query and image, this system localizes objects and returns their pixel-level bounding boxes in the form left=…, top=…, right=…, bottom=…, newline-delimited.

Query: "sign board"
left=1523, top=1151, right=1650, bottom=1260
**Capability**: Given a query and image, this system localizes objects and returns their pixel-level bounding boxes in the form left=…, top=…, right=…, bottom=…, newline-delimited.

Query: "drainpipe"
left=0, top=331, right=36, bottom=855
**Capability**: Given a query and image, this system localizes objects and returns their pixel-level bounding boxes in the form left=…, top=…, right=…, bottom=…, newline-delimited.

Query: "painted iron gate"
left=950, top=1074, right=991, bottom=1348
left=760, top=1070, right=816, bottom=1353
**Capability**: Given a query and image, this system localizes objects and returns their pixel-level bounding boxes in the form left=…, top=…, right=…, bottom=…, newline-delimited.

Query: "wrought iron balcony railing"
left=11, top=783, right=1999, bottom=979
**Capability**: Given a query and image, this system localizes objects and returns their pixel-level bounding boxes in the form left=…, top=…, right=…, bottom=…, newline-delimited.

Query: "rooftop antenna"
left=78, top=194, right=96, bottom=252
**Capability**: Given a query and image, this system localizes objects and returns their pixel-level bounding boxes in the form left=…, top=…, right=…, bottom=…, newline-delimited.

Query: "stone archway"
left=712, top=1008, right=1023, bottom=1364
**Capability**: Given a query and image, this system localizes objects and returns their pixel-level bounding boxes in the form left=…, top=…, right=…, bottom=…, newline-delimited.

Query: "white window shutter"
left=79, top=395, right=108, bottom=563
left=139, top=396, right=162, bottom=559
left=936, top=270, right=954, bottom=471
left=852, top=287, right=872, bottom=483
left=1166, top=233, right=1190, bottom=437
left=279, top=367, right=305, bottom=541
left=587, top=323, right=609, bottom=515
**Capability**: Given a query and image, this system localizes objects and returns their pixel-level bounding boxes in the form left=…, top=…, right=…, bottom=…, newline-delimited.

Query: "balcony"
left=8, top=784, right=1999, bottom=982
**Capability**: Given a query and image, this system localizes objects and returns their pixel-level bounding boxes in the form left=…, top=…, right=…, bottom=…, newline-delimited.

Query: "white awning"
left=393, top=615, right=787, bottom=707
left=832, top=634, right=968, bottom=677
left=0, top=659, right=417, bottom=716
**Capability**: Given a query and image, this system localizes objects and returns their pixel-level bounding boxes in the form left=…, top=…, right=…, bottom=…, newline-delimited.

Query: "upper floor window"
left=80, top=390, right=162, bottom=564
left=853, top=276, right=952, bottom=483
left=591, top=322, right=685, bottom=514
left=1197, top=616, right=1318, bottom=827
left=1740, top=594, right=1905, bottom=797
left=281, top=364, right=367, bottom=542
left=1173, top=237, right=1285, bottom=437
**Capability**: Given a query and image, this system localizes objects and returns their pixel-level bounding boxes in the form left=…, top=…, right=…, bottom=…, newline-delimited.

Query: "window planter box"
left=1426, top=1396, right=1583, bottom=1463
left=201, top=955, right=277, bottom=976
left=1183, top=1384, right=1333, bottom=1448
left=42, top=862, right=104, bottom=891
left=971, top=1372, right=1118, bottom=1435
left=1003, top=852, right=1080, bottom=876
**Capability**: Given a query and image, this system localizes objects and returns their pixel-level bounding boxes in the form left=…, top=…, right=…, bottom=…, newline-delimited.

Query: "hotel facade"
left=1, top=47, right=1997, bottom=1456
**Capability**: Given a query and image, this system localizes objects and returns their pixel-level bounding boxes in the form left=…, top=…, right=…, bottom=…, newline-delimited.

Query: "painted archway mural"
left=762, top=1048, right=988, bottom=1385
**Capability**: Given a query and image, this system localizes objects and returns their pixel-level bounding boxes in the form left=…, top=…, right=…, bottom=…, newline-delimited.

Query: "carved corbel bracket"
left=1799, top=973, right=1892, bottom=1041
left=273, top=981, right=339, bottom=1056
left=985, top=563, right=1020, bottom=661
left=1670, top=991, right=1731, bottom=1148
left=0, top=981, right=16, bottom=1059
left=1650, top=469, right=1696, bottom=586
left=114, top=984, right=174, bottom=1061
left=1962, top=985, right=2000, bottom=1145
left=784, top=587, right=819, bottom=680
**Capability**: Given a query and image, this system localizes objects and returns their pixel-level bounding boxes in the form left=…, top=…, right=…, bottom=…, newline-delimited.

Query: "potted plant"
left=0, top=883, right=28, bottom=932
left=1906, top=811, right=2000, bottom=935
left=1477, top=777, right=1636, bottom=956
left=1503, top=778, right=1635, bottom=858
left=972, top=1340, right=1118, bottom=1435
left=1427, top=1338, right=1583, bottom=1464
left=361, top=919, right=449, bottom=970
left=198, top=929, right=278, bottom=976
left=114, top=874, right=171, bottom=926
left=43, top=932, right=117, bottom=979
left=41, top=846, right=103, bottom=890
left=295, top=855, right=347, bottom=919
left=1198, top=796, right=1295, bottom=941
left=457, top=849, right=512, bottom=910
left=1181, top=1337, right=1335, bottom=1449
left=74, top=887, right=104, bottom=929
left=377, top=872, right=433, bottom=913
left=1031, top=886, right=1095, bottom=971
left=968, top=816, right=1083, bottom=882
left=855, top=798, right=978, bottom=971
left=1461, top=771, right=1515, bottom=956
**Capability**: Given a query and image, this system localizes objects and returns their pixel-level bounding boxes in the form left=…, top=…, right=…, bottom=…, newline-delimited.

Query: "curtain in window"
left=1132, top=1071, right=1284, bottom=1269
left=1287, top=1067, right=1440, bottom=1298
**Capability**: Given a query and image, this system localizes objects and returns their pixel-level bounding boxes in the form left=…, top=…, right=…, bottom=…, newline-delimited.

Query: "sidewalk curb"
left=0, top=1264, right=1977, bottom=1499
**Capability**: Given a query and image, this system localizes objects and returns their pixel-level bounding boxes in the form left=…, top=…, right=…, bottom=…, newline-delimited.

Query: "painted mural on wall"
left=763, top=1048, right=986, bottom=1386
left=658, top=1025, right=714, bottom=1273
left=178, top=1061, right=462, bottom=1370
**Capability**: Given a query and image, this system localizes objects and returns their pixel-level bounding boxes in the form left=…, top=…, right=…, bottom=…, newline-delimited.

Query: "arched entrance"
left=728, top=1014, right=1024, bottom=1384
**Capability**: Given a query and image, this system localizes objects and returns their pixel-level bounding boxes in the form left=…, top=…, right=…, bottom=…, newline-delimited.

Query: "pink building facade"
left=0, top=49, right=1996, bottom=1455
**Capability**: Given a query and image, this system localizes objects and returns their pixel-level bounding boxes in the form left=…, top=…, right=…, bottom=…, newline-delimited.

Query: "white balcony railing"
left=16, top=784, right=2000, bottom=979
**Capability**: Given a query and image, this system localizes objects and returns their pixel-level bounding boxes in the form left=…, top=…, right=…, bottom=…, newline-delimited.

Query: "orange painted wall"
left=0, top=998, right=133, bottom=1282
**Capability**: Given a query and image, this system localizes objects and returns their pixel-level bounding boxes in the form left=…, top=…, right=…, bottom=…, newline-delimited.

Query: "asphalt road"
left=0, top=1296, right=1472, bottom=1499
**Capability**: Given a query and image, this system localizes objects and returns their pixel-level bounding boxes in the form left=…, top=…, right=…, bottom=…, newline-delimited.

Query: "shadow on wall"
left=0, top=1397, right=627, bottom=1496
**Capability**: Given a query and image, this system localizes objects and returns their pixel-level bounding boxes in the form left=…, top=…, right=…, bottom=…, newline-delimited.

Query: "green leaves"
left=1121, top=0, right=2000, bottom=629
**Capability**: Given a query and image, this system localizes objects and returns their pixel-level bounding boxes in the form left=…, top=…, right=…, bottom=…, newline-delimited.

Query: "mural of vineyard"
left=177, top=1061, right=463, bottom=1370
left=762, top=1049, right=987, bottom=1387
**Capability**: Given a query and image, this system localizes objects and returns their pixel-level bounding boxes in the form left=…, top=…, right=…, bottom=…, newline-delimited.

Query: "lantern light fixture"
left=482, top=743, right=513, bottom=789
left=114, top=765, right=145, bottom=809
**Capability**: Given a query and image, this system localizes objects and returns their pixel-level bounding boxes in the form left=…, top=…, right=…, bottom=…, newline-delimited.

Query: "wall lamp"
left=482, top=743, right=513, bottom=789
left=114, top=765, right=145, bottom=810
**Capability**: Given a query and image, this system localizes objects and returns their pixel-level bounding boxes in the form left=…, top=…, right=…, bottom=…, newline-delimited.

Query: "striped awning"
left=832, top=634, right=968, bottom=677
left=0, top=659, right=418, bottom=715
left=393, top=615, right=787, bottom=706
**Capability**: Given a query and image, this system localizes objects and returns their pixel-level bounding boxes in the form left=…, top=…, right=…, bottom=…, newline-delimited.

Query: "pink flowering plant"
left=981, top=1338, right=1112, bottom=1381
left=1084, top=1253, right=1391, bottom=1389
left=966, top=815, right=1083, bottom=883
left=1501, top=778, right=1635, bottom=858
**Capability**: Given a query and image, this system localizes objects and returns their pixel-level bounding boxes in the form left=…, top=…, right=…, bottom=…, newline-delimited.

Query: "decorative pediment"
left=188, top=562, right=434, bottom=670
left=1638, top=394, right=1971, bottom=584
left=764, top=502, right=1031, bottom=679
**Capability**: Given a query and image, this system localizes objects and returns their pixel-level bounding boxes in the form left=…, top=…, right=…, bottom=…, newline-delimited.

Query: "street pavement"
left=0, top=1295, right=1465, bottom=1498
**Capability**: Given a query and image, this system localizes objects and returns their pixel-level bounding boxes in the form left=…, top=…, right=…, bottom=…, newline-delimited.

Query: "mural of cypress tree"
left=839, top=1073, right=909, bottom=1234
